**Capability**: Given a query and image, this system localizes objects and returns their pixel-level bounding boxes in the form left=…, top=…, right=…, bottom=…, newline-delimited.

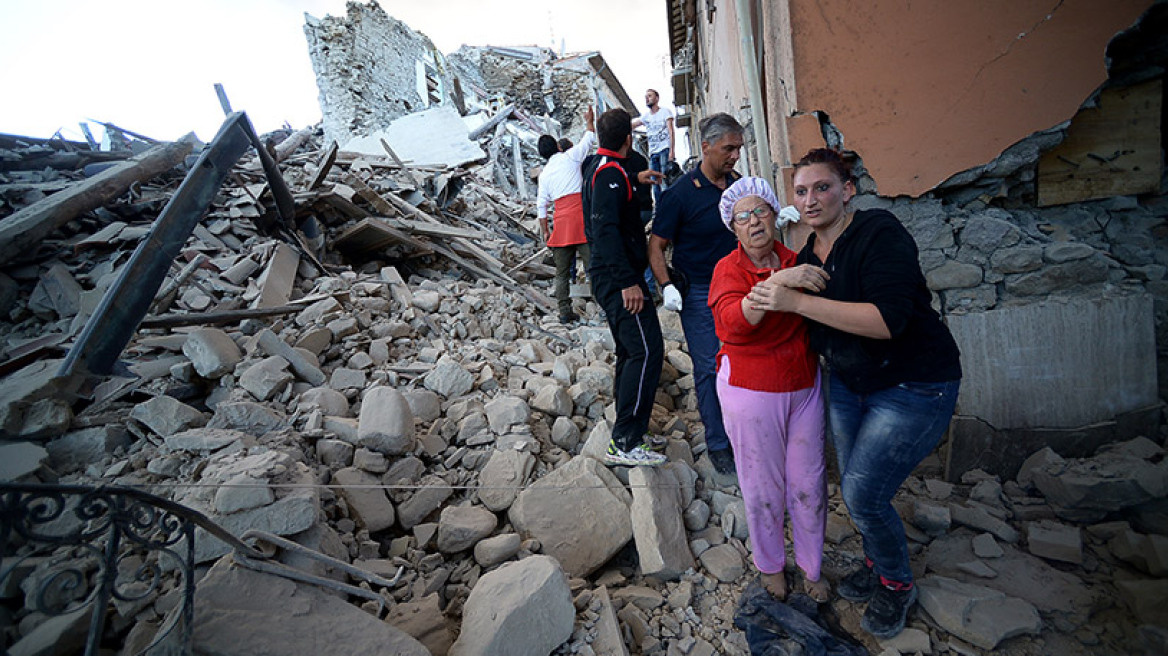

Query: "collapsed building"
left=0, top=1, right=1165, bottom=655
left=304, top=0, right=637, bottom=200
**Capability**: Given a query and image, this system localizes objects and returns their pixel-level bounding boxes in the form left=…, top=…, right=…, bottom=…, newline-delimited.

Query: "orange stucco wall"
left=786, top=0, right=1153, bottom=197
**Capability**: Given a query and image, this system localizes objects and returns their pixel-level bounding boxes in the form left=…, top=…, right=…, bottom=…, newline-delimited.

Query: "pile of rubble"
left=0, top=81, right=1166, bottom=656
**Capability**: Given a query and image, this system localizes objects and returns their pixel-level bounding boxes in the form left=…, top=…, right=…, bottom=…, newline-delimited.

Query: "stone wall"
left=304, top=1, right=454, bottom=146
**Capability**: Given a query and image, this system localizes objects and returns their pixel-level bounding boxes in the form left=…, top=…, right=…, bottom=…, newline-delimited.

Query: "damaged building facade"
left=304, top=1, right=636, bottom=200
left=666, top=0, right=1168, bottom=481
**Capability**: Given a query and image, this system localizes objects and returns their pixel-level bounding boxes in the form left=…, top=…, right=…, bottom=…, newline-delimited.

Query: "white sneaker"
left=605, top=439, right=668, bottom=466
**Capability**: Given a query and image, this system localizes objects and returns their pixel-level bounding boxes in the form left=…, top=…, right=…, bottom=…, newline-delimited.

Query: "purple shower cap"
left=719, top=176, right=781, bottom=231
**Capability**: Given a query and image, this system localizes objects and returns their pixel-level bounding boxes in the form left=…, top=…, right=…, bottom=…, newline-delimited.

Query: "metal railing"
left=0, top=483, right=396, bottom=656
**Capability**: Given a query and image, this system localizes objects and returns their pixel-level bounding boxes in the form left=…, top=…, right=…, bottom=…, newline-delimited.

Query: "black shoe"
left=837, top=564, right=878, bottom=602
left=558, top=310, right=579, bottom=324
left=861, top=583, right=918, bottom=639
left=708, top=448, right=736, bottom=475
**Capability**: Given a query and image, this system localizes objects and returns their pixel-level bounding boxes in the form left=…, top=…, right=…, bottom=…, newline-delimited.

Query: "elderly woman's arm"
left=739, top=297, right=766, bottom=326
left=747, top=284, right=891, bottom=339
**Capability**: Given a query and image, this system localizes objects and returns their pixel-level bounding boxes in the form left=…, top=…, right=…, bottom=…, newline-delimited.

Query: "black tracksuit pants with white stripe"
left=591, top=271, right=663, bottom=452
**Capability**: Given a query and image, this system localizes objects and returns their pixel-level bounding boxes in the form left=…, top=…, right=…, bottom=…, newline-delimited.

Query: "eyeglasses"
left=732, top=206, right=772, bottom=224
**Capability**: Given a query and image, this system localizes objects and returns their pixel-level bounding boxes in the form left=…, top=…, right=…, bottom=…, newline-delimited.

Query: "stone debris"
left=191, top=557, right=430, bottom=656
left=917, top=575, right=1043, bottom=650
left=449, top=555, right=574, bottom=656
left=0, top=6, right=1164, bottom=656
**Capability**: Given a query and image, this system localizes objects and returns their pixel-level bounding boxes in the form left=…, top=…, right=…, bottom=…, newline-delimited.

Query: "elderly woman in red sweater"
left=708, top=176, right=831, bottom=602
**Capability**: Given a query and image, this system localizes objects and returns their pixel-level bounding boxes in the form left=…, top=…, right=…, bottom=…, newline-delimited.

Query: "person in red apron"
left=537, top=107, right=595, bottom=324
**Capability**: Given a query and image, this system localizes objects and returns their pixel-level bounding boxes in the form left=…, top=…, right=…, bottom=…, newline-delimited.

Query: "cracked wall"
left=784, top=0, right=1153, bottom=197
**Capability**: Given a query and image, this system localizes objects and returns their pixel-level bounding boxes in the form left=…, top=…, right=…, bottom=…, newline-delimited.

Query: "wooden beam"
left=1037, top=79, right=1162, bottom=207
left=0, top=135, right=197, bottom=265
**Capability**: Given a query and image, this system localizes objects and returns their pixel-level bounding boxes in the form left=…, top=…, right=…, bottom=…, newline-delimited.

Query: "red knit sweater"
left=708, top=242, right=818, bottom=393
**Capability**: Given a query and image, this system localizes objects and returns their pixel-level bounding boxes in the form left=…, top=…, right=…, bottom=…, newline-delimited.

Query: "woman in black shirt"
left=746, top=148, right=961, bottom=639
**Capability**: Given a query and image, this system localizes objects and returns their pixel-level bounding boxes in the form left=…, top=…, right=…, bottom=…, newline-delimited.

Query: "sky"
left=0, top=0, right=675, bottom=146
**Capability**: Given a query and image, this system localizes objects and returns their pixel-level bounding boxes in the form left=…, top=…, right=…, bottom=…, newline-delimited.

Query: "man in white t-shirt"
left=631, top=89, right=675, bottom=205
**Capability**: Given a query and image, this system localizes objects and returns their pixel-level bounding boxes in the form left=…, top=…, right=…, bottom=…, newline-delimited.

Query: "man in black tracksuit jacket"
left=582, top=108, right=666, bottom=466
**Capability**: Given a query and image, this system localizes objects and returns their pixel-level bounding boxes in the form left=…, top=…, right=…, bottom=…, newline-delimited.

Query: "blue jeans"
left=828, top=374, right=960, bottom=583
left=649, top=148, right=670, bottom=205
left=679, top=282, right=730, bottom=452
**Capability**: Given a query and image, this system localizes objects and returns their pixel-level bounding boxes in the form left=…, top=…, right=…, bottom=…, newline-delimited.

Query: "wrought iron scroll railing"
left=0, top=483, right=266, bottom=656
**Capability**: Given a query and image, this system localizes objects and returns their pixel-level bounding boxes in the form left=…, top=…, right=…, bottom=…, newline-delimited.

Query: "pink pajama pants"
left=716, top=356, right=827, bottom=579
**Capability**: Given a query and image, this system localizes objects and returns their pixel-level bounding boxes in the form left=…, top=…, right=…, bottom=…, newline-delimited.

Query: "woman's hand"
left=766, top=265, right=829, bottom=292
left=746, top=279, right=803, bottom=313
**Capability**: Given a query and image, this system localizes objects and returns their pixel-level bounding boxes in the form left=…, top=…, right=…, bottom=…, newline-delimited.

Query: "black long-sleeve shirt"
left=796, top=208, right=962, bottom=393
left=582, top=148, right=648, bottom=289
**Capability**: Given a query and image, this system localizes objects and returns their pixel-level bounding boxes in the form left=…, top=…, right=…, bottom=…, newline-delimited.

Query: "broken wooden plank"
left=255, top=242, right=299, bottom=309
left=333, top=217, right=435, bottom=256
left=139, top=304, right=302, bottom=329
left=1037, top=79, right=1162, bottom=206
left=334, top=153, right=448, bottom=173
left=347, top=175, right=402, bottom=217
left=308, top=141, right=338, bottom=191
left=358, top=175, right=509, bottom=274
left=214, top=82, right=234, bottom=115
left=275, top=125, right=315, bottom=163
left=512, top=133, right=529, bottom=200
left=389, top=218, right=485, bottom=240
left=87, top=120, right=161, bottom=144
left=0, top=150, right=132, bottom=173
left=467, top=103, right=516, bottom=140
left=332, top=216, right=552, bottom=310
left=0, top=135, right=197, bottom=265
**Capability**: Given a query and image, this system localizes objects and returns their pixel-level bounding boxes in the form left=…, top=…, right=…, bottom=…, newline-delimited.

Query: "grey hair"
left=699, top=113, right=744, bottom=146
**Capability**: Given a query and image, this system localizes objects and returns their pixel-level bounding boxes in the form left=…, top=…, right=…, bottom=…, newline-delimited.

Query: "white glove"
left=662, top=283, right=683, bottom=312
left=778, top=206, right=801, bottom=226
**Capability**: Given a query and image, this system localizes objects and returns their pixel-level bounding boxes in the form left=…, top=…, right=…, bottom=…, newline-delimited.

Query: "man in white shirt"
left=631, top=89, right=675, bottom=205
left=537, top=107, right=595, bottom=323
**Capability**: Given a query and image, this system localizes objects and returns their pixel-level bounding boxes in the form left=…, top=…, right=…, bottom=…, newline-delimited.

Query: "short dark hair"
left=794, top=148, right=855, bottom=183
left=557, top=138, right=572, bottom=151
left=597, top=108, right=632, bottom=151
left=698, top=113, right=744, bottom=146
left=537, top=135, right=559, bottom=160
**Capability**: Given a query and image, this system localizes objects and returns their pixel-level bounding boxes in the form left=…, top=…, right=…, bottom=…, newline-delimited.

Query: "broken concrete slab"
left=342, top=105, right=487, bottom=169
left=922, top=531, right=1093, bottom=622
left=45, top=425, right=132, bottom=473
left=192, top=558, right=429, bottom=656
left=917, top=575, right=1042, bottom=650
left=699, top=544, right=745, bottom=583
left=1031, top=436, right=1168, bottom=520
left=0, top=442, right=49, bottom=481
